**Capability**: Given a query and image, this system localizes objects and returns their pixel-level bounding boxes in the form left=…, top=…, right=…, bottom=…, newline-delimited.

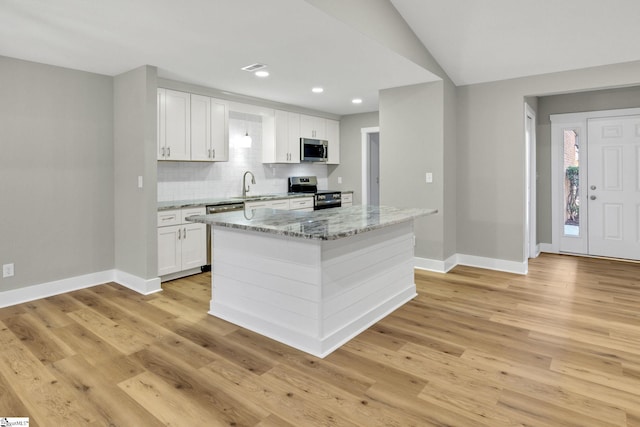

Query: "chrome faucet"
left=242, top=171, right=256, bottom=197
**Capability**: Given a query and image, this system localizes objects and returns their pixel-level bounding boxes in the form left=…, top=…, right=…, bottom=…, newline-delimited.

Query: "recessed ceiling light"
left=352, top=98, right=363, bottom=104
left=255, top=70, right=270, bottom=78
left=312, top=87, right=324, bottom=93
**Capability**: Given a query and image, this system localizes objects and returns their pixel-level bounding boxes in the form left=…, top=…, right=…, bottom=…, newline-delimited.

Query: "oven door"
left=301, top=138, right=328, bottom=162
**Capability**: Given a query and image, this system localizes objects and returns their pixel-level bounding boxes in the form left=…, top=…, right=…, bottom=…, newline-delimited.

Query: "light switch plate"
left=426, top=172, right=433, bottom=183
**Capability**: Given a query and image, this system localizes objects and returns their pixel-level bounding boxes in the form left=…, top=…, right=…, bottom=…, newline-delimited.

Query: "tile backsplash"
left=157, top=112, right=328, bottom=201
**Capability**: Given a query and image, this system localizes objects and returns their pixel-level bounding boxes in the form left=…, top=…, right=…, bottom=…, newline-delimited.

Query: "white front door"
left=587, top=116, right=640, bottom=260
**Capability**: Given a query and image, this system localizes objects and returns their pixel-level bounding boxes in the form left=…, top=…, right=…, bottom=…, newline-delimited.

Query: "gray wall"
left=380, top=82, right=446, bottom=260
left=309, top=0, right=458, bottom=262
left=536, top=85, right=640, bottom=243
left=0, top=56, right=114, bottom=291
left=328, top=111, right=379, bottom=203
left=457, top=60, right=640, bottom=262
left=114, top=66, right=158, bottom=279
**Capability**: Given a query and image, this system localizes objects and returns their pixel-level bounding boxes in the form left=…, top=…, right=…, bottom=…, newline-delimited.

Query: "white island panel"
left=209, top=220, right=417, bottom=358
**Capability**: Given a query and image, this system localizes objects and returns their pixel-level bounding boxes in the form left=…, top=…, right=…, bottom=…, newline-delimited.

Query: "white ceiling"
left=3, top=1, right=640, bottom=116
left=0, top=0, right=438, bottom=116
left=392, top=0, right=640, bottom=86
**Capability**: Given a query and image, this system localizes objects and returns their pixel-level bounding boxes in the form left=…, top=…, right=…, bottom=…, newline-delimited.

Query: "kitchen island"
left=187, top=205, right=437, bottom=358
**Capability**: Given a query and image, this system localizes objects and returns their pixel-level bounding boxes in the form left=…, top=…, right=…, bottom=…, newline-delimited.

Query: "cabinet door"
left=158, top=225, right=181, bottom=276
left=300, top=114, right=326, bottom=139
left=190, top=94, right=211, bottom=161
left=210, top=98, right=229, bottom=161
left=274, top=110, right=291, bottom=163
left=326, top=119, right=340, bottom=164
left=272, top=110, right=300, bottom=163
left=288, top=112, right=301, bottom=162
left=181, top=223, right=207, bottom=270
left=163, top=89, right=191, bottom=160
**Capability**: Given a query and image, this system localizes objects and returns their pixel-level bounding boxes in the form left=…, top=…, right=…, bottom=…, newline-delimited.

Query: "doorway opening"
left=361, top=127, right=380, bottom=206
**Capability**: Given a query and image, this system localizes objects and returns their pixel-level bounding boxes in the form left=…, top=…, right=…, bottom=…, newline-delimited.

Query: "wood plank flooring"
left=1, top=253, right=639, bottom=426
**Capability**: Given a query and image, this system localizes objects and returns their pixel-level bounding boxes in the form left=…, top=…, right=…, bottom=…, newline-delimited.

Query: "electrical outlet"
left=338, top=176, right=342, bottom=184
left=3, top=263, right=14, bottom=278
left=425, top=172, right=433, bottom=183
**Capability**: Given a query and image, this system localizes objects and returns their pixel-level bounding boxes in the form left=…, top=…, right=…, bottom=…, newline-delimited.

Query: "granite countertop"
left=157, top=193, right=313, bottom=211
left=187, top=205, right=437, bottom=241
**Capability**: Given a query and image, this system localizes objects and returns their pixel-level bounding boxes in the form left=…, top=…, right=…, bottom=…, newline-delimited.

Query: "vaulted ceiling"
left=2, top=0, right=639, bottom=115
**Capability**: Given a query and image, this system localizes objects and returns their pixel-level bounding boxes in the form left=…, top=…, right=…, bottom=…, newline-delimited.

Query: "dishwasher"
left=203, top=202, right=244, bottom=270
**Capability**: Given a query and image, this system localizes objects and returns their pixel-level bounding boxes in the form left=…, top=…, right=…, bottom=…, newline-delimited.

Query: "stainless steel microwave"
left=300, top=138, right=328, bottom=162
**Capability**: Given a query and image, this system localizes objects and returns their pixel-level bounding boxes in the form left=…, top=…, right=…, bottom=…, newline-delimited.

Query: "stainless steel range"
left=288, top=176, right=341, bottom=210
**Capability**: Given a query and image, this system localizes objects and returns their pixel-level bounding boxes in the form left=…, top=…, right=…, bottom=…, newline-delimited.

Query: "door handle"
left=590, top=185, right=596, bottom=190
left=590, top=195, right=597, bottom=200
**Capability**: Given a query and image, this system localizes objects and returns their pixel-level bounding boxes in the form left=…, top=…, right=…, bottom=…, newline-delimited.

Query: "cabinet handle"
left=167, top=147, right=171, bottom=157
left=212, top=148, right=215, bottom=159
left=178, top=228, right=181, bottom=240
left=208, top=149, right=211, bottom=158
left=183, top=227, right=187, bottom=239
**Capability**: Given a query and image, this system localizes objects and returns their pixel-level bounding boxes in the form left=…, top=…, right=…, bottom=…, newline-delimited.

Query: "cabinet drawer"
left=289, top=197, right=314, bottom=210
left=158, top=210, right=181, bottom=227
left=267, top=199, right=290, bottom=210
left=245, top=200, right=270, bottom=210
left=182, top=206, right=206, bottom=221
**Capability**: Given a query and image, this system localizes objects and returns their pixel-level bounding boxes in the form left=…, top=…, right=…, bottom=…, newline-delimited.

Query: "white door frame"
left=550, top=107, right=640, bottom=253
left=525, top=103, right=538, bottom=259
left=361, top=126, right=380, bottom=206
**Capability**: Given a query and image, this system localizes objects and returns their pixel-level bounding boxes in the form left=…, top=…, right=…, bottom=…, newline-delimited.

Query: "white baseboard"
left=539, top=243, right=556, bottom=254
left=0, top=270, right=115, bottom=309
left=0, top=269, right=162, bottom=309
left=532, top=244, right=541, bottom=258
left=415, top=253, right=528, bottom=275
left=414, top=254, right=457, bottom=273
left=114, top=270, right=162, bottom=295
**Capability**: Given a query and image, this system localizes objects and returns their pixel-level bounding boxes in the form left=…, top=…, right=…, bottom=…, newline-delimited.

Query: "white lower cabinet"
left=245, top=197, right=314, bottom=212
left=244, top=198, right=289, bottom=211
left=157, top=207, right=206, bottom=277
left=289, top=197, right=314, bottom=212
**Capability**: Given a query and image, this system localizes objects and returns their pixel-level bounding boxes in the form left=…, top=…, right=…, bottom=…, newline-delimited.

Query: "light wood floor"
left=1, top=254, right=640, bottom=426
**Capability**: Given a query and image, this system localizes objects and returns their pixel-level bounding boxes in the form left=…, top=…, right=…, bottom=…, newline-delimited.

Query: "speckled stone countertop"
left=187, top=205, right=437, bottom=241
left=157, top=193, right=313, bottom=211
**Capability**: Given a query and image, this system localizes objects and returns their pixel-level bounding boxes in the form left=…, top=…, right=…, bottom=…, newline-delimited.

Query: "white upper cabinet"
left=326, top=119, right=340, bottom=164
left=157, top=89, right=191, bottom=161
left=265, top=112, right=340, bottom=164
left=265, top=110, right=300, bottom=163
left=300, top=114, right=326, bottom=139
left=190, top=94, right=229, bottom=162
